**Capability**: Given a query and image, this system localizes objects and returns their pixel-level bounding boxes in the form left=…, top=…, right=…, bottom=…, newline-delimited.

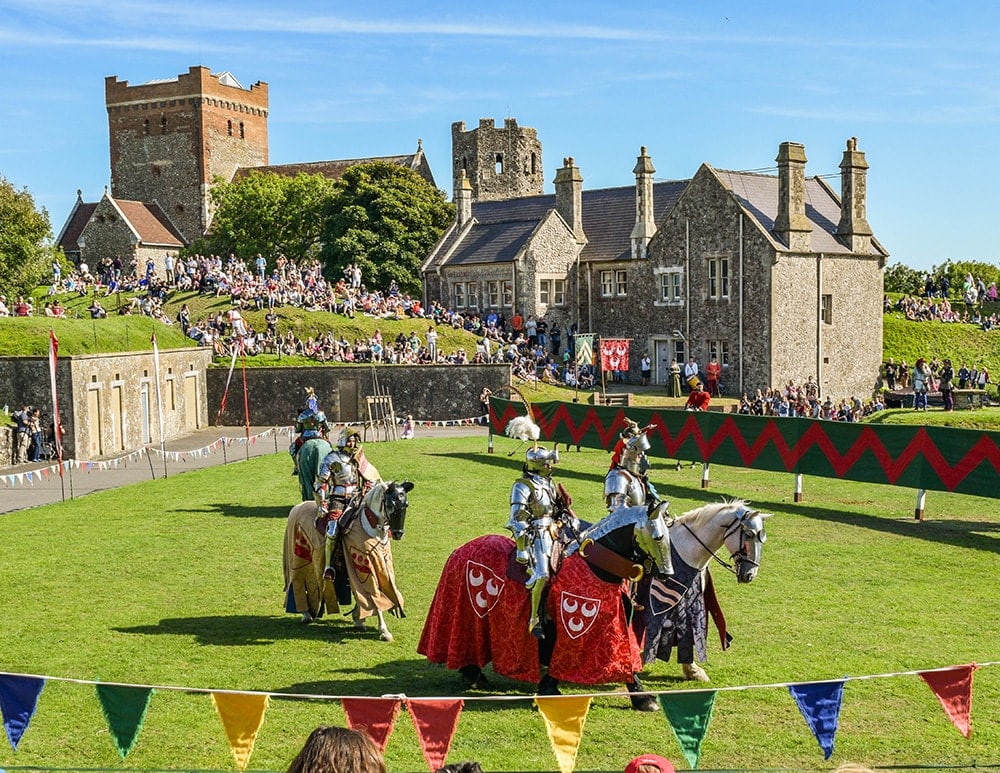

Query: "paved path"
left=1, top=423, right=486, bottom=515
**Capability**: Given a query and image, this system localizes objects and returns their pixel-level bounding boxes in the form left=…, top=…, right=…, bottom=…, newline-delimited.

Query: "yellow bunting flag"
left=534, top=696, right=592, bottom=773
left=211, top=692, right=269, bottom=771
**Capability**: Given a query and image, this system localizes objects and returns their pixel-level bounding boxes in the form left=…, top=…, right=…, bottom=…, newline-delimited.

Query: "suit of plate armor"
left=605, top=432, right=655, bottom=511
left=506, top=447, right=577, bottom=638
left=315, top=430, right=363, bottom=579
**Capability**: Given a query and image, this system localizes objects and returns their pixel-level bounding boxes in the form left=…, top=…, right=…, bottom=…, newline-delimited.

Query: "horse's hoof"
left=538, top=674, right=561, bottom=696
left=323, top=567, right=336, bottom=581
left=531, top=624, right=546, bottom=640
left=353, top=620, right=366, bottom=631
left=630, top=694, right=659, bottom=712
left=682, top=663, right=710, bottom=682
left=379, top=629, right=393, bottom=642
left=300, top=612, right=313, bottom=624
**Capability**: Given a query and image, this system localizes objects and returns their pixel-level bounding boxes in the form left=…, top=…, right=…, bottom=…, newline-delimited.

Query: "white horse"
left=642, top=499, right=770, bottom=683
left=282, top=480, right=413, bottom=642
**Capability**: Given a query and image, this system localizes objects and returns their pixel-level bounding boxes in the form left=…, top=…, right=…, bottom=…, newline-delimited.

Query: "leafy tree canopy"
left=320, top=162, right=453, bottom=295
left=190, top=171, right=336, bottom=270
left=0, top=176, right=56, bottom=297
left=883, top=261, right=925, bottom=295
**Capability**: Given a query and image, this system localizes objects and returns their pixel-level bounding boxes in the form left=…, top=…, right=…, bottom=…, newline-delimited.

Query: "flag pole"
left=239, top=336, right=251, bottom=461
left=151, top=331, right=168, bottom=478
left=48, top=330, right=66, bottom=502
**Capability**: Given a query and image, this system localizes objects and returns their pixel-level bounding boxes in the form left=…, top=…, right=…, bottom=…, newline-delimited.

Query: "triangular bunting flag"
left=0, top=675, right=46, bottom=751
left=96, top=684, right=154, bottom=757
left=406, top=698, right=464, bottom=771
left=920, top=664, right=977, bottom=738
left=788, top=680, right=844, bottom=760
left=658, top=690, right=717, bottom=769
left=342, top=698, right=402, bottom=752
left=212, top=692, right=269, bottom=771
left=535, top=696, right=591, bottom=773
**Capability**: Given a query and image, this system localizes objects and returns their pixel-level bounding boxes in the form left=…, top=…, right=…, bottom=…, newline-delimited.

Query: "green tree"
left=883, top=261, right=924, bottom=295
left=0, top=176, right=57, bottom=297
left=191, top=171, right=335, bottom=268
left=320, top=162, right=453, bottom=295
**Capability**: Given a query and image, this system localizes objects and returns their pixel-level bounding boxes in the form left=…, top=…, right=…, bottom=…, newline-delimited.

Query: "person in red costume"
left=685, top=381, right=711, bottom=411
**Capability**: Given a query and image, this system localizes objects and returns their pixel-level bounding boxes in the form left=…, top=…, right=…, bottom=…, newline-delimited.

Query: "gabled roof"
left=712, top=168, right=889, bottom=257
left=111, top=199, right=185, bottom=246
left=426, top=180, right=689, bottom=272
left=234, top=147, right=435, bottom=187
left=56, top=198, right=98, bottom=254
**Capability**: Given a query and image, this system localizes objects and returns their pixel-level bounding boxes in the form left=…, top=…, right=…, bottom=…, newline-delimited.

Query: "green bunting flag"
left=95, top=684, right=154, bottom=758
left=658, top=690, right=717, bottom=769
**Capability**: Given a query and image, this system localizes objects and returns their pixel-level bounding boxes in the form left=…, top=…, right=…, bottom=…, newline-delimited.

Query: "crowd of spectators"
left=888, top=270, right=1000, bottom=330
left=736, top=377, right=885, bottom=422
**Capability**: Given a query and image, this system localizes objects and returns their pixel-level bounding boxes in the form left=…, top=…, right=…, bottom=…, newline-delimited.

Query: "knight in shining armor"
left=290, top=387, right=328, bottom=475
left=504, top=416, right=579, bottom=639
left=314, top=427, right=378, bottom=580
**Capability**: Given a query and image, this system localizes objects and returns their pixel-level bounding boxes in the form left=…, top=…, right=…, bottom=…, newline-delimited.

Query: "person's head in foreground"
left=624, top=754, right=675, bottom=773
left=286, top=725, right=386, bottom=773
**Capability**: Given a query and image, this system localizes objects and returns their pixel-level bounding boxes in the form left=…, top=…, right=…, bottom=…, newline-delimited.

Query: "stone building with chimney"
left=422, top=118, right=887, bottom=398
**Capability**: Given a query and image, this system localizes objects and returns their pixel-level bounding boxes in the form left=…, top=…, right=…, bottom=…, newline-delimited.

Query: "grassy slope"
left=0, top=437, right=998, bottom=772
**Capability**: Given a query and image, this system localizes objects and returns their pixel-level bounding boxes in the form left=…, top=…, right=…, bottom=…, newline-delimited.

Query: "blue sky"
left=2, top=0, right=999, bottom=272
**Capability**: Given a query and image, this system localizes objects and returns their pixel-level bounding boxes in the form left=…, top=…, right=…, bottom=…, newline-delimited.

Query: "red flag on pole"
left=600, top=339, right=630, bottom=372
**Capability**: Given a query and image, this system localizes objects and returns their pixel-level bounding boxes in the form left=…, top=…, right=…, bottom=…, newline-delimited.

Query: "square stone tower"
left=105, top=66, right=269, bottom=242
left=451, top=118, right=543, bottom=201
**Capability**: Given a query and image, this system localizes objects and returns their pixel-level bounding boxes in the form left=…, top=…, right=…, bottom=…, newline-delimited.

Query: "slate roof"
left=713, top=168, right=889, bottom=256
left=426, top=180, right=689, bottom=271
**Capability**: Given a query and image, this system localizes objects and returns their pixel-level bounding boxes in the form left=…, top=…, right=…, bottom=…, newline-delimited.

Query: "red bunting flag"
left=920, top=663, right=977, bottom=738
left=406, top=698, right=464, bottom=771
left=342, top=698, right=401, bottom=752
left=599, top=339, right=629, bottom=372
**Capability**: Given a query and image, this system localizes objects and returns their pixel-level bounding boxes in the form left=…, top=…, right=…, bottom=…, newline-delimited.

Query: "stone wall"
left=452, top=118, right=544, bottom=201
left=208, top=364, right=511, bottom=427
left=0, top=348, right=212, bottom=463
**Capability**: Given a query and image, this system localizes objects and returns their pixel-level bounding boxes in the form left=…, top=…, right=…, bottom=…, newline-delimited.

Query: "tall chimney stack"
left=837, top=137, right=873, bottom=253
left=774, top=141, right=812, bottom=252
left=455, top=168, right=473, bottom=227
left=554, top=157, right=585, bottom=243
left=630, top=146, right=656, bottom=259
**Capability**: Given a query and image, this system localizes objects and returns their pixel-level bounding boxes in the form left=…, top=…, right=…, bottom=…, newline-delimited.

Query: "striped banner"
left=575, top=334, right=594, bottom=366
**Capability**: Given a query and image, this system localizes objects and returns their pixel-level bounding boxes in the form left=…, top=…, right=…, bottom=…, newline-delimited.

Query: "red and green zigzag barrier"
left=489, top=397, right=1000, bottom=498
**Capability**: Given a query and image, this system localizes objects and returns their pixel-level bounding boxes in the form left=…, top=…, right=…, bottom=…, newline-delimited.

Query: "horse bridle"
left=680, top=507, right=765, bottom=576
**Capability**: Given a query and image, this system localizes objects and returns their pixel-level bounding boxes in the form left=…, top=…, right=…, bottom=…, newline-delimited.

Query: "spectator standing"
left=640, top=353, right=652, bottom=386
left=426, top=325, right=438, bottom=362
left=13, top=405, right=31, bottom=463
left=705, top=356, right=721, bottom=396
left=28, top=408, right=43, bottom=462
left=939, top=359, right=955, bottom=411
left=550, top=324, right=561, bottom=356
left=912, top=358, right=930, bottom=411
left=255, top=254, right=267, bottom=281
left=884, top=358, right=897, bottom=390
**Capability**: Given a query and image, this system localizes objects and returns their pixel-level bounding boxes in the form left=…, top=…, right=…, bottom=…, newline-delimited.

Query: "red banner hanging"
left=599, top=339, right=630, bottom=372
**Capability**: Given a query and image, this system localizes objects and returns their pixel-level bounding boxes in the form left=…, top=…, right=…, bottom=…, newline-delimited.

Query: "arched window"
left=161, top=116, right=168, bottom=134
left=239, top=122, right=245, bottom=139
left=227, top=120, right=233, bottom=136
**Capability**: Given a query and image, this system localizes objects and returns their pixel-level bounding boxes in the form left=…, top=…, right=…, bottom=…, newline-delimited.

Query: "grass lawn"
left=1, top=435, right=997, bottom=772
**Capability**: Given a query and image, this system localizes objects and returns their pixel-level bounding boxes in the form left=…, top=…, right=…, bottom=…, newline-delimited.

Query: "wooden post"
left=488, top=431, right=494, bottom=454
left=914, top=488, right=926, bottom=521
left=701, top=462, right=710, bottom=489
left=794, top=473, right=804, bottom=502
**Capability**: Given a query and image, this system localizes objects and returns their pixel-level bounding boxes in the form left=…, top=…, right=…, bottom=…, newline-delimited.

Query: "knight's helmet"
left=621, top=432, right=650, bottom=475
left=525, top=446, right=559, bottom=477
left=337, top=426, right=362, bottom=455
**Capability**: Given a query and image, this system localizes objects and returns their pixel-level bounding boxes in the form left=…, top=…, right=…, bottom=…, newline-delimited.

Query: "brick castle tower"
left=451, top=118, right=543, bottom=201
left=105, top=66, right=269, bottom=242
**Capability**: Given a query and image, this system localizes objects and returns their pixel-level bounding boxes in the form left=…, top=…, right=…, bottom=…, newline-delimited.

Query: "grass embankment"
left=0, top=437, right=997, bottom=771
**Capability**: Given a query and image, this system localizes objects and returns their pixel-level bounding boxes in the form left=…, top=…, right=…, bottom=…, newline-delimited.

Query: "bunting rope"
left=2, top=661, right=996, bottom=702
left=1, top=663, right=995, bottom=769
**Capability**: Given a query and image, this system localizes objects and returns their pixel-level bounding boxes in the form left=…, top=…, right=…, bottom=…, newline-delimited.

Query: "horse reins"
left=679, top=511, right=760, bottom=576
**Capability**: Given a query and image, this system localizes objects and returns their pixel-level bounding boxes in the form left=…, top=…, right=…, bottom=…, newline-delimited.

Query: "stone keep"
left=452, top=118, right=544, bottom=201
left=105, top=66, right=269, bottom=242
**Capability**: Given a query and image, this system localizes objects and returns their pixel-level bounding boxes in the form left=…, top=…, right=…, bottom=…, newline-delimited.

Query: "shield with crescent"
left=465, top=560, right=504, bottom=618
left=559, top=591, right=602, bottom=639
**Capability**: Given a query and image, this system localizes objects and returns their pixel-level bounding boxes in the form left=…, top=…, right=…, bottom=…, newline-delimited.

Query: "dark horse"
left=283, top=479, right=414, bottom=640
left=418, top=502, right=672, bottom=709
